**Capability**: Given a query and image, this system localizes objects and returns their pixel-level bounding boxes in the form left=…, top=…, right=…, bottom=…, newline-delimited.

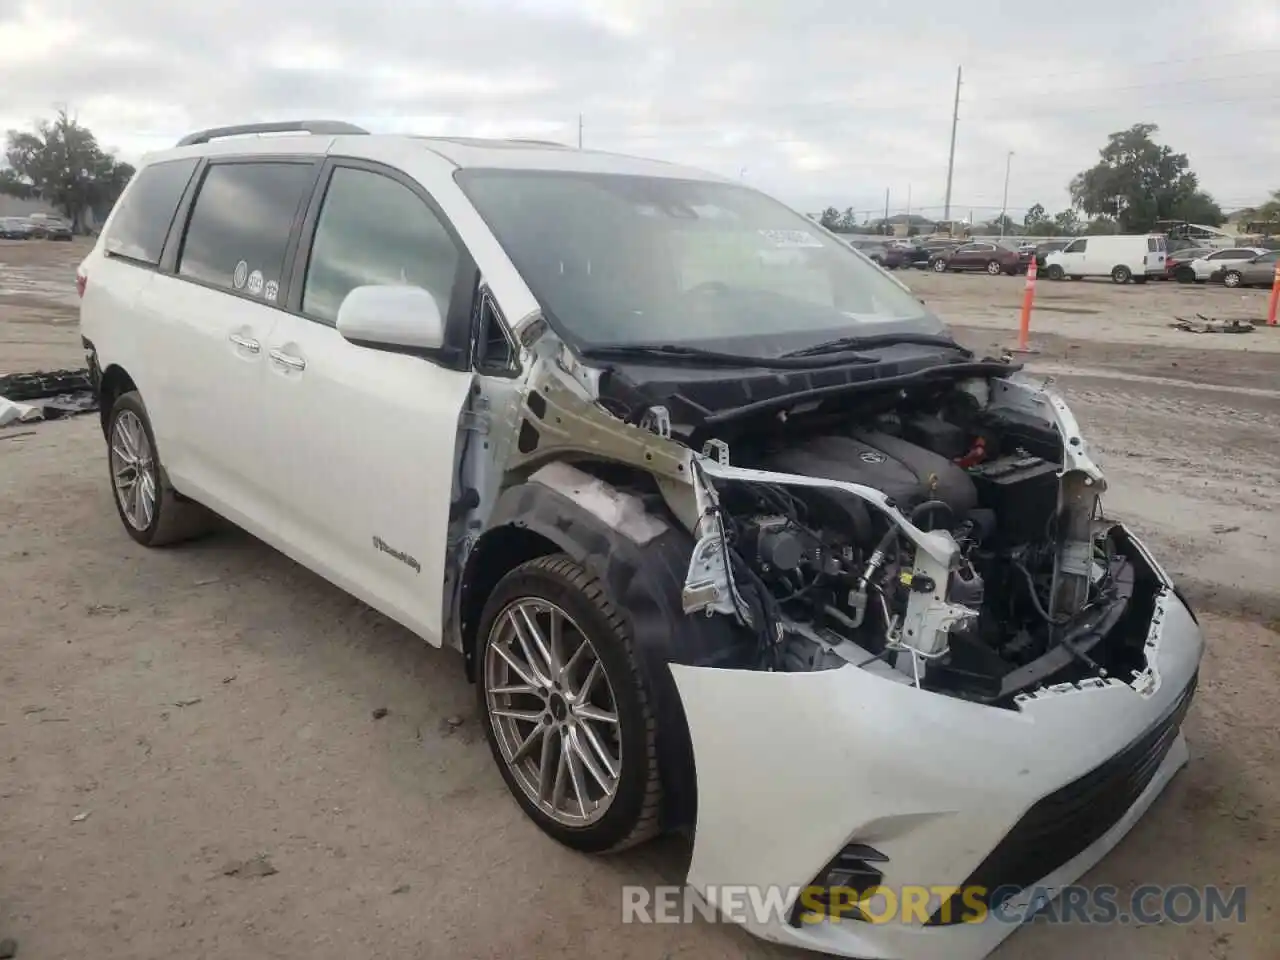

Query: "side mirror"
left=336, top=284, right=445, bottom=354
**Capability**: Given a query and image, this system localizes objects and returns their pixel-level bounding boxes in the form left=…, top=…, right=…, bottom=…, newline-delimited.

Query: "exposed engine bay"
left=675, top=375, right=1153, bottom=707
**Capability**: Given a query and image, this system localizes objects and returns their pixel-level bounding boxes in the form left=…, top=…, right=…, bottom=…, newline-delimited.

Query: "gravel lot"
left=2, top=239, right=1277, bottom=959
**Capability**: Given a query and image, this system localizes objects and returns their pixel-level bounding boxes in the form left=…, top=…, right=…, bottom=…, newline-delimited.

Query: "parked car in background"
left=0, top=217, right=35, bottom=239
left=1033, top=241, right=1067, bottom=270
left=884, top=242, right=932, bottom=270
left=1162, top=246, right=1215, bottom=281
left=1180, top=247, right=1269, bottom=284
left=846, top=239, right=889, bottom=266
left=1211, top=249, right=1280, bottom=288
left=929, top=240, right=1027, bottom=275
left=1042, top=235, right=1165, bottom=283
left=26, top=215, right=74, bottom=240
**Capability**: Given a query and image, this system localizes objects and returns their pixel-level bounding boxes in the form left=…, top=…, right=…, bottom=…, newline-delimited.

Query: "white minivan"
left=76, top=120, right=1203, bottom=960
left=1042, top=234, right=1166, bottom=283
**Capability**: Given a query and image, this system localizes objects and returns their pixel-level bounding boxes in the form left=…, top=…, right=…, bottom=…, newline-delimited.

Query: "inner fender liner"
left=476, top=479, right=753, bottom=832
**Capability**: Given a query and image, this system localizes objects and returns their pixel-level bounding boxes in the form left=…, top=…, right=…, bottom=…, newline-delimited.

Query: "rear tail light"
left=76, top=272, right=87, bottom=298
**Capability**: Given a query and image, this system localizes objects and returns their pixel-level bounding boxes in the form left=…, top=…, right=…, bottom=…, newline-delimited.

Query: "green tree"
left=1254, top=189, right=1280, bottom=222
left=1084, top=216, right=1119, bottom=235
left=1052, top=209, right=1082, bottom=236
left=1069, top=123, right=1221, bottom=233
left=819, top=206, right=841, bottom=231
left=2, top=109, right=135, bottom=232
left=837, top=207, right=857, bottom=232
left=1023, top=203, right=1050, bottom=232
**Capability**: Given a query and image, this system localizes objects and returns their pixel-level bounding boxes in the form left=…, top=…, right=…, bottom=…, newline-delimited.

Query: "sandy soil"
left=2, top=242, right=1278, bottom=959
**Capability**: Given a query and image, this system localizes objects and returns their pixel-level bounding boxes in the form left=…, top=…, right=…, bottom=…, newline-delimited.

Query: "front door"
left=1060, top=237, right=1087, bottom=274
left=259, top=162, right=476, bottom=644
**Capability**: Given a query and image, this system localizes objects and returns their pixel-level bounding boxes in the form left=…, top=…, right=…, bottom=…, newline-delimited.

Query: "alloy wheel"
left=109, top=410, right=157, bottom=531
left=484, top=598, right=622, bottom=827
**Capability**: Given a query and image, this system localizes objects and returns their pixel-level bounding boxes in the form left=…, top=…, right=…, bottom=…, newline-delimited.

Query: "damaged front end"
left=675, top=371, right=1162, bottom=707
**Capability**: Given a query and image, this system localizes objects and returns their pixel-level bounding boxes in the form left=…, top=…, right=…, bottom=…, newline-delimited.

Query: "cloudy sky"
left=3, top=0, right=1279, bottom=222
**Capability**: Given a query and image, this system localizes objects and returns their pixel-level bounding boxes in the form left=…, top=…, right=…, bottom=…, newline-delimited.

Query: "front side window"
left=178, top=161, right=316, bottom=298
left=103, top=158, right=199, bottom=265
left=302, top=167, right=460, bottom=324
left=1064, top=239, right=1086, bottom=253
left=456, top=170, right=940, bottom=353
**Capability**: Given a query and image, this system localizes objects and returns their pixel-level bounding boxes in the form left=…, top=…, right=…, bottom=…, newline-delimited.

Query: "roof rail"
left=176, top=120, right=369, bottom=147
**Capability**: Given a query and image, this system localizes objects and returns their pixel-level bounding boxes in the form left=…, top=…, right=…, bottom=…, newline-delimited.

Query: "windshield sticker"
left=758, top=229, right=824, bottom=249
left=264, top=280, right=279, bottom=303
left=246, top=270, right=264, bottom=297
left=232, top=260, right=249, bottom=290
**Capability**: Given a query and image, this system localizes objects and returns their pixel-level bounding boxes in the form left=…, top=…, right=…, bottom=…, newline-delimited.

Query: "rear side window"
left=301, top=166, right=461, bottom=324
left=178, top=162, right=316, bottom=298
left=102, top=158, right=199, bottom=265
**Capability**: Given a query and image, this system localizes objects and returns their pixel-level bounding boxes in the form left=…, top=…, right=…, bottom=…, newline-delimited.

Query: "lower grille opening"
left=788, top=844, right=889, bottom=927
left=928, top=672, right=1197, bottom=926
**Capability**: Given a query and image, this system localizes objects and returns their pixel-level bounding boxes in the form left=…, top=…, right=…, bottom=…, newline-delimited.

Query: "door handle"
left=269, top=349, right=306, bottom=371
left=229, top=333, right=260, bottom=353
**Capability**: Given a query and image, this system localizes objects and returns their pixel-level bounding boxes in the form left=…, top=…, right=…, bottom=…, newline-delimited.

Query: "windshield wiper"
left=579, top=343, right=878, bottom=369
left=781, top=332, right=969, bottom=359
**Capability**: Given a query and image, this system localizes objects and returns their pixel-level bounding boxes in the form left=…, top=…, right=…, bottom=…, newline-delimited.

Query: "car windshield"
left=456, top=169, right=943, bottom=352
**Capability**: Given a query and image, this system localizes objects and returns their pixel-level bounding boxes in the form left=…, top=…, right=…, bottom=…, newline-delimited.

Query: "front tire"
left=476, top=554, right=660, bottom=854
left=106, top=391, right=213, bottom=546
left=986, top=260, right=1003, bottom=275
left=932, top=258, right=948, bottom=273
left=1223, top=271, right=1243, bottom=288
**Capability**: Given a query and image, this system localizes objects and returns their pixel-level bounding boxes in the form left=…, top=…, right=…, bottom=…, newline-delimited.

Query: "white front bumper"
left=670, top=555, right=1203, bottom=960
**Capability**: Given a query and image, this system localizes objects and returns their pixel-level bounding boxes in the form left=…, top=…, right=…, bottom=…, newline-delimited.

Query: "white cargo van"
left=1042, top=234, right=1166, bottom=283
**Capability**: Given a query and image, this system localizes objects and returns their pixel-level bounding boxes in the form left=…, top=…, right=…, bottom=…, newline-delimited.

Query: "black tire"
left=1133, top=276, right=1148, bottom=284
left=476, top=553, right=660, bottom=854
left=932, top=258, right=948, bottom=273
left=106, top=391, right=214, bottom=547
left=1111, top=265, right=1132, bottom=284
left=1070, top=274, right=1083, bottom=281
left=1046, top=264, right=1066, bottom=281
left=1223, top=271, right=1243, bottom=288
left=1175, top=267, right=1195, bottom=284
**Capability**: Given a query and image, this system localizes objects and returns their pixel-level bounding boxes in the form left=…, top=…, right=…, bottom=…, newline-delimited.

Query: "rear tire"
left=1046, top=265, right=1065, bottom=281
left=1111, top=265, right=1132, bottom=284
left=106, top=391, right=214, bottom=547
left=1223, top=271, right=1243, bottom=288
left=1133, top=276, right=1148, bottom=284
left=476, top=553, right=660, bottom=854
left=986, top=260, right=1003, bottom=276
left=932, top=259, right=948, bottom=273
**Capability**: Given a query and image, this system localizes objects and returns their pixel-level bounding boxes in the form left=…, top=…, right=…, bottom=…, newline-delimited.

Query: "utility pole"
left=884, top=187, right=890, bottom=234
left=906, top=183, right=912, bottom=220
left=1000, top=151, right=1013, bottom=238
left=943, top=65, right=962, bottom=223
left=578, top=114, right=583, bottom=149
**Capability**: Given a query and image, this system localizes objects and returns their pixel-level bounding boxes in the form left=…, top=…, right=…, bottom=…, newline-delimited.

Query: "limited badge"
left=232, top=260, right=249, bottom=289
left=247, top=270, right=264, bottom=296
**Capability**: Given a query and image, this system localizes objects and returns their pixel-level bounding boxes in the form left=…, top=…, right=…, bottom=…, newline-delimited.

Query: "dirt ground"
left=2, top=240, right=1278, bottom=959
